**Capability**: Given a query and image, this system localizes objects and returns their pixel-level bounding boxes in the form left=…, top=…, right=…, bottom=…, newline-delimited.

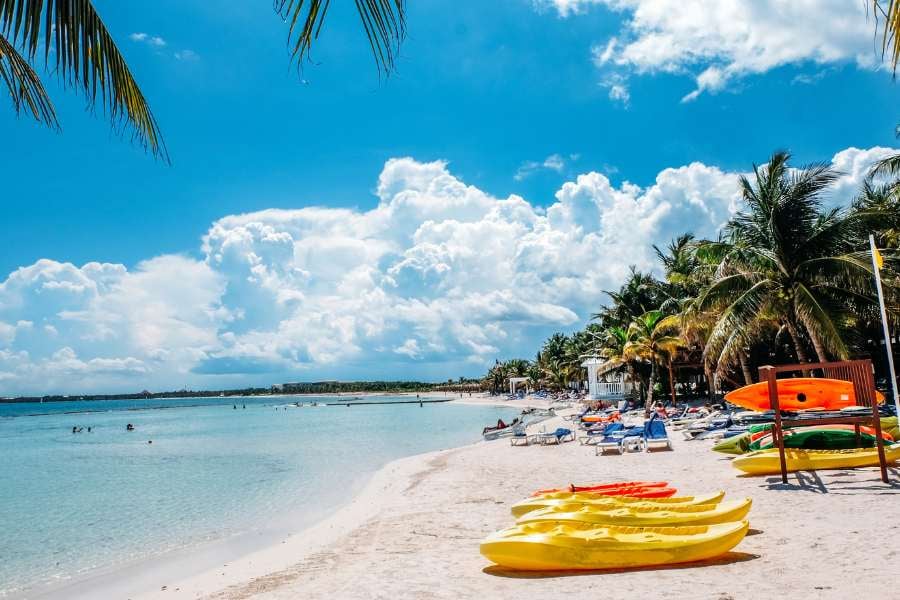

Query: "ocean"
left=0, top=395, right=515, bottom=598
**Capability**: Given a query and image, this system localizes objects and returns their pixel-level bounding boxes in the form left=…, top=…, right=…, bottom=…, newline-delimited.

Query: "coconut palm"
left=698, top=151, right=878, bottom=365
left=2, top=1, right=405, bottom=159
left=542, top=359, right=571, bottom=391
left=593, top=267, right=667, bottom=329
left=526, top=361, right=543, bottom=390
left=622, top=311, right=681, bottom=406
left=541, top=333, right=569, bottom=364
left=853, top=179, right=900, bottom=248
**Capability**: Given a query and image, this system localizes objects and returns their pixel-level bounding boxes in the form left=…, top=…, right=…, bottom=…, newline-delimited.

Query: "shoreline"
left=122, top=408, right=898, bottom=599
left=131, top=444, right=471, bottom=600
left=23, top=395, right=523, bottom=600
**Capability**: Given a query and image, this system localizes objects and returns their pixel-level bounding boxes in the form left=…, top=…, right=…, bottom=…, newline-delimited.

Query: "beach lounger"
left=621, top=427, right=646, bottom=452
left=509, top=424, right=533, bottom=446
left=644, top=414, right=672, bottom=451
left=594, top=423, right=627, bottom=455
left=539, top=428, right=575, bottom=445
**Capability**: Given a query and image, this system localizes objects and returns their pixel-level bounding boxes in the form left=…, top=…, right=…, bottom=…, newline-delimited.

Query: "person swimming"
left=126, top=423, right=134, bottom=431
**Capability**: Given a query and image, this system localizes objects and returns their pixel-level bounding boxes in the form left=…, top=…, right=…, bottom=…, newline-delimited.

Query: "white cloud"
left=607, top=82, right=630, bottom=105
left=0, top=149, right=891, bottom=394
left=130, top=32, right=166, bottom=47
left=515, top=153, right=570, bottom=180
left=174, top=49, right=199, bottom=61
left=543, top=0, right=878, bottom=101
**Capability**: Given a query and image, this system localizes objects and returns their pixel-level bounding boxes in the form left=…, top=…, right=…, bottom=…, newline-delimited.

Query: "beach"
left=121, top=400, right=900, bottom=600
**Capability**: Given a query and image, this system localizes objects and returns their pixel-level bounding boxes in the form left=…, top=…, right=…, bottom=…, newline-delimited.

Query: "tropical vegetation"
left=482, top=151, right=900, bottom=404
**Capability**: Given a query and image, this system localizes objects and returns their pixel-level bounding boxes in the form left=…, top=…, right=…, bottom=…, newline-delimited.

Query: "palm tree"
left=593, top=267, right=667, bottom=329
left=541, top=359, right=571, bottom=391
left=698, top=151, right=878, bottom=365
left=853, top=179, right=900, bottom=248
left=622, top=311, right=681, bottom=406
left=541, top=333, right=569, bottom=365
left=526, top=361, right=543, bottom=391
left=2, top=1, right=405, bottom=160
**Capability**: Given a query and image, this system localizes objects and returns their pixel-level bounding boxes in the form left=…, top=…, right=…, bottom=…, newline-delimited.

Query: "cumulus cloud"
left=542, top=0, right=877, bottom=101
left=0, top=149, right=891, bottom=394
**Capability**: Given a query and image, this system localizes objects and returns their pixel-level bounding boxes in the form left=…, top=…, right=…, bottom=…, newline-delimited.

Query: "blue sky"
left=1, top=0, right=899, bottom=394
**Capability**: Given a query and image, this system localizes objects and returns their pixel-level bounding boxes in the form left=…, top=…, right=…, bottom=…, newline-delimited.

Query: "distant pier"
left=324, top=399, right=453, bottom=406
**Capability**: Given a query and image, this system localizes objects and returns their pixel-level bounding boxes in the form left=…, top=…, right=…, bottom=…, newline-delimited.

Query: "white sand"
left=126, top=405, right=900, bottom=600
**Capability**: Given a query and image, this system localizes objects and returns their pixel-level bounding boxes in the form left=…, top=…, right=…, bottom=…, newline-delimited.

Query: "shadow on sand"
left=482, top=552, right=759, bottom=579
left=752, top=466, right=900, bottom=494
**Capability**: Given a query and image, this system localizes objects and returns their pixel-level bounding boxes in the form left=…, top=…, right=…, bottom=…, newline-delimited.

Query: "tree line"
left=482, top=151, right=900, bottom=405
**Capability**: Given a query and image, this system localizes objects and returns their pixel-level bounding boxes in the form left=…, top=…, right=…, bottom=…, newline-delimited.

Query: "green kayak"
left=713, top=417, right=898, bottom=455
left=749, top=428, right=882, bottom=451
left=712, top=432, right=752, bottom=455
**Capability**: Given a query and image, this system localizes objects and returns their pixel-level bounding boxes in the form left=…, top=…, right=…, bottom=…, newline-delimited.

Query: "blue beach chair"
left=643, top=414, right=672, bottom=451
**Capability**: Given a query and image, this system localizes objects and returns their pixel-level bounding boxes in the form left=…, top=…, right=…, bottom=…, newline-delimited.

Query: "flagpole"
left=870, top=234, right=900, bottom=417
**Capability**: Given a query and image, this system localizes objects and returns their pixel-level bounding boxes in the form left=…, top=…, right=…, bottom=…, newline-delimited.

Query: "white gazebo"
left=508, top=377, right=529, bottom=395
left=582, top=357, right=630, bottom=400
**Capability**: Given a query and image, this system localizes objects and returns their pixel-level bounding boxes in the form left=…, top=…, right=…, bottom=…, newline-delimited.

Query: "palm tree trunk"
left=704, top=365, right=715, bottom=401
left=647, top=363, right=657, bottom=406
left=668, top=363, right=676, bottom=407
left=739, top=353, right=754, bottom=385
left=803, top=324, right=829, bottom=363
left=785, top=319, right=812, bottom=377
left=784, top=320, right=810, bottom=363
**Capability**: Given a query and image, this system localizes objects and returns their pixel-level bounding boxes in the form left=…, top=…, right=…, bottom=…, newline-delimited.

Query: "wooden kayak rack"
left=758, top=359, right=890, bottom=484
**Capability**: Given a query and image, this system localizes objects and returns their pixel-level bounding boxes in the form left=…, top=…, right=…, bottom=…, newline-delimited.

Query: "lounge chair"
left=539, top=427, right=575, bottom=445
left=579, top=422, right=615, bottom=445
left=644, top=414, right=672, bottom=451
left=509, top=424, right=530, bottom=446
left=593, top=423, right=627, bottom=455
left=620, top=427, right=646, bottom=452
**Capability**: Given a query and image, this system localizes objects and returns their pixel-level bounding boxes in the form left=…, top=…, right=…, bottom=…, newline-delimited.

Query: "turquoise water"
left=0, top=396, right=513, bottom=598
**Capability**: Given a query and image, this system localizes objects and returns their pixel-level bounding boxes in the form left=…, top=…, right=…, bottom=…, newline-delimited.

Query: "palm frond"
left=0, top=32, right=56, bottom=126
left=276, top=0, right=406, bottom=75
left=702, top=280, right=774, bottom=365
left=869, top=152, right=900, bottom=178
left=793, top=282, right=848, bottom=359
left=0, top=0, right=167, bottom=161
left=873, top=1, right=900, bottom=75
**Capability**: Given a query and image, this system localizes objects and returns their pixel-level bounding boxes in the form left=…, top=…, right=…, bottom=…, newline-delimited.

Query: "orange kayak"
left=582, top=412, right=620, bottom=423
left=725, top=378, right=884, bottom=412
left=532, top=481, right=668, bottom=497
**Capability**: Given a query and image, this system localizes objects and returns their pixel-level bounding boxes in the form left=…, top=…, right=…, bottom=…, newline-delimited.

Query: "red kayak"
left=532, top=481, right=669, bottom=496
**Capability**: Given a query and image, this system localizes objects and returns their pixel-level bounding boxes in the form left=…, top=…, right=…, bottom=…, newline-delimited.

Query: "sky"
left=1, top=0, right=900, bottom=394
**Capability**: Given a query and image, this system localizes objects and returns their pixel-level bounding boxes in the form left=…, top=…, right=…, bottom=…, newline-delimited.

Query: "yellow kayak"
left=480, top=520, right=750, bottom=571
left=511, top=491, right=726, bottom=518
left=732, top=443, right=900, bottom=475
left=517, top=498, right=751, bottom=527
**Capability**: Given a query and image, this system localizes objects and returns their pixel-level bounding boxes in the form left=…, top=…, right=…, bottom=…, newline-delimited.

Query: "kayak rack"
left=759, top=359, right=890, bottom=484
